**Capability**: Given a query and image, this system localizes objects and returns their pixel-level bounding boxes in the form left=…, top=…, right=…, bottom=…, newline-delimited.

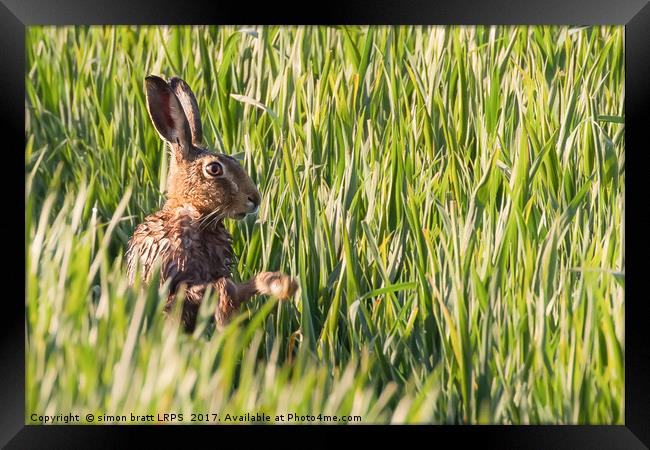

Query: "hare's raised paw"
left=256, top=271, right=298, bottom=300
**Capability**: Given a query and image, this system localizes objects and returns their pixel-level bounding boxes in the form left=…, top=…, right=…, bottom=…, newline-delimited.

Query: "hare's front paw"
left=257, top=272, right=298, bottom=300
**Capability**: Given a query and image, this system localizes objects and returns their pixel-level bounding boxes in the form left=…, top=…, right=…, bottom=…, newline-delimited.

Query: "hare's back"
left=126, top=211, right=174, bottom=284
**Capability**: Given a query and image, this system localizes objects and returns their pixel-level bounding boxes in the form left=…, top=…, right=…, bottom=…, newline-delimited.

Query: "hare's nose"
left=247, top=194, right=260, bottom=210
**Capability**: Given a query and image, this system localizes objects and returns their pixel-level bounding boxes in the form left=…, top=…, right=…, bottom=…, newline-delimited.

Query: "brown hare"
left=126, top=75, right=297, bottom=332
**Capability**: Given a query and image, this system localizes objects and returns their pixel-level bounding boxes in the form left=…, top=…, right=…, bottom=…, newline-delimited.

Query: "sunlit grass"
left=25, top=25, right=624, bottom=424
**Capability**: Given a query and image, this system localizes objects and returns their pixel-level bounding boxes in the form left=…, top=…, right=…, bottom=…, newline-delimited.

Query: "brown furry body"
left=127, top=204, right=236, bottom=330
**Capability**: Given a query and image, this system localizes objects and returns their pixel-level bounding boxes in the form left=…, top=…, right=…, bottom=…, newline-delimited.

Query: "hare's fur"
left=126, top=75, right=297, bottom=331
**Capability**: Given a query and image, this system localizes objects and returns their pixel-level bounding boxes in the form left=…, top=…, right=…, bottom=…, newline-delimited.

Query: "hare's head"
left=144, top=75, right=261, bottom=219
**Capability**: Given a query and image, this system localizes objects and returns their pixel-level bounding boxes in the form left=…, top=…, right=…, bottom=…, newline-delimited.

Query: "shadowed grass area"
left=25, top=25, right=624, bottom=424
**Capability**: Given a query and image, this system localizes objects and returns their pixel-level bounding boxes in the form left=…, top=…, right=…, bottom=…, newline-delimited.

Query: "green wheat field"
left=25, top=25, right=625, bottom=424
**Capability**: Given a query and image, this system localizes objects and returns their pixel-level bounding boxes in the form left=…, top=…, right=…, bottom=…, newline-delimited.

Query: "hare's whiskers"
left=199, top=207, right=226, bottom=230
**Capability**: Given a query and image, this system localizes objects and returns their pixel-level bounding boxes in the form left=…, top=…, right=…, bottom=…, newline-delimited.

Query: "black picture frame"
left=5, top=0, right=648, bottom=447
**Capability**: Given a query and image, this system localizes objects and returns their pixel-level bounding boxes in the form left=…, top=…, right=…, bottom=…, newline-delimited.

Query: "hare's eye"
left=205, top=162, right=223, bottom=177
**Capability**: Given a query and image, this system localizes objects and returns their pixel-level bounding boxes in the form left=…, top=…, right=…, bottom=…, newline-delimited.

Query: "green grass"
left=25, top=25, right=625, bottom=424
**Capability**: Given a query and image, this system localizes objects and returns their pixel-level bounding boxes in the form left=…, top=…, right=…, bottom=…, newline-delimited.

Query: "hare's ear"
left=144, top=75, right=193, bottom=160
left=169, top=77, right=203, bottom=146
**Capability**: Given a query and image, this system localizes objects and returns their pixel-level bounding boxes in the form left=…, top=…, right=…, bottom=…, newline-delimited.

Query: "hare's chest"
left=127, top=208, right=234, bottom=286
left=178, top=227, right=233, bottom=282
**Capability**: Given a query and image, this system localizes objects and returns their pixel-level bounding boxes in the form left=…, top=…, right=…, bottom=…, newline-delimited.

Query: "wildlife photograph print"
left=25, top=25, right=624, bottom=425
